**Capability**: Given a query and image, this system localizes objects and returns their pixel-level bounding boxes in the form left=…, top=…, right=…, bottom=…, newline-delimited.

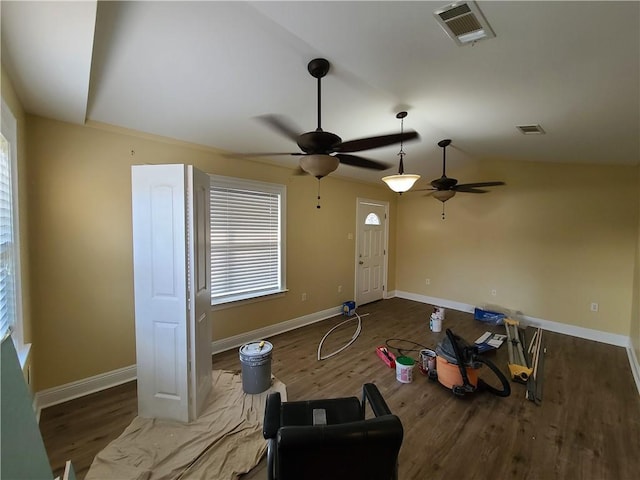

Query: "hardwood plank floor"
left=39, top=298, right=640, bottom=479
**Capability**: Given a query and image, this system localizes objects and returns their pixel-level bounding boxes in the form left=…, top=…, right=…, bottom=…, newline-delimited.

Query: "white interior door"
left=187, top=166, right=212, bottom=419
left=355, top=199, right=388, bottom=306
left=132, top=164, right=189, bottom=422
left=132, top=164, right=211, bottom=422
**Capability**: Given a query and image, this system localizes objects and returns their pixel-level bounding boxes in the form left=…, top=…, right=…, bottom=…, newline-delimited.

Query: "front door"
left=355, top=199, right=388, bottom=306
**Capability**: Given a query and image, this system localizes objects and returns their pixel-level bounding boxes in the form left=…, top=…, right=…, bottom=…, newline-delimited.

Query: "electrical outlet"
left=301, top=293, right=307, bottom=301
left=338, top=285, right=343, bottom=293
left=425, top=278, right=430, bottom=285
left=491, top=289, right=497, bottom=296
left=590, top=302, right=599, bottom=312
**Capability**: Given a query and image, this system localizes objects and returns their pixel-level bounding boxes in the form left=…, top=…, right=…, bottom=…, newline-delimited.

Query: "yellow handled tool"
left=504, top=318, right=533, bottom=383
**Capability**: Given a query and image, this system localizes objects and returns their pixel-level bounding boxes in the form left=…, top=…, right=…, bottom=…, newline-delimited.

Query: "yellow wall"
left=396, top=158, right=638, bottom=335
left=1, top=66, right=33, bottom=348
left=25, top=116, right=398, bottom=391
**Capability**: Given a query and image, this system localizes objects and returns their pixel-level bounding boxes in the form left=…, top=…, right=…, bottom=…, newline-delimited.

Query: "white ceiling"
left=2, top=1, right=639, bottom=185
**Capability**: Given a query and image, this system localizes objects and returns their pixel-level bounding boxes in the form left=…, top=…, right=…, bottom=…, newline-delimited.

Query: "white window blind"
left=0, top=125, right=17, bottom=339
left=210, top=175, right=285, bottom=305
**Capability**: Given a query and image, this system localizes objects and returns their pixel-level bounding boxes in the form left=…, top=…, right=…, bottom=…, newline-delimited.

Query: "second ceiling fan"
left=423, top=139, right=505, bottom=219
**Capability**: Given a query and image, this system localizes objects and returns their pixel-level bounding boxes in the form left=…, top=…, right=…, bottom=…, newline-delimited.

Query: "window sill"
left=211, top=289, right=289, bottom=311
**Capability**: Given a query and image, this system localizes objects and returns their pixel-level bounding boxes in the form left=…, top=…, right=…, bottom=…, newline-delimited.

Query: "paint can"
left=395, top=356, right=415, bottom=383
left=418, top=348, right=437, bottom=375
left=239, top=341, right=273, bottom=394
left=430, top=315, right=442, bottom=332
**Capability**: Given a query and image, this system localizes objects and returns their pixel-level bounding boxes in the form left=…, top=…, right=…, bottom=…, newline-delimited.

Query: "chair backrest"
left=275, top=415, right=403, bottom=480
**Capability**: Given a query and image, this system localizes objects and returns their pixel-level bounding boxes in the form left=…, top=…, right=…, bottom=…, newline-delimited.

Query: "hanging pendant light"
left=382, top=111, right=420, bottom=194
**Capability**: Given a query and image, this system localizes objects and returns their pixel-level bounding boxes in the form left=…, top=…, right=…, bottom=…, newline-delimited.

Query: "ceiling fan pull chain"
left=441, top=203, right=446, bottom=220
left=317, top=178, right=322, bottom=209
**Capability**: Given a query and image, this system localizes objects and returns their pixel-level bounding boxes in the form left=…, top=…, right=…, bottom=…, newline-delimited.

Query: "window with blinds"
left=0, top=99, right=19, bottom=342
left=210, top=175, right=286, bottom=305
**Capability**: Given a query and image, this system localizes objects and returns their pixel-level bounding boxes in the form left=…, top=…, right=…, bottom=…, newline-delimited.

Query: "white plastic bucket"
left=239, top=341, right=273, bottom=394
left=395, top=356, right=415, bottom=383
left=430, top=315, right=442, bottom=332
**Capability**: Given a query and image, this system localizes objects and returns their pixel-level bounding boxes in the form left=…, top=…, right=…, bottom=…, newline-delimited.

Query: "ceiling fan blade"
left=453, top=186, right=489, bottom=193
left=335, top=130, right=419, bottom=153
left=225, top=151, right=304, bottom=159
left=455, top=181, right=505, bottom=189
left=335, top=153, right=391, bottom=170
left=255, top=114, right=302, bottom=143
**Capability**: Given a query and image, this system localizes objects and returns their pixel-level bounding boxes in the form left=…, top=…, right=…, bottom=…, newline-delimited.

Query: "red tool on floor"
left=376, top=346, right=396, bottom=368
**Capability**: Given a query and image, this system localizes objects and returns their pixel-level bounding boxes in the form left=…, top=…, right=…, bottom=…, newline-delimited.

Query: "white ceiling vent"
left=517, top=124, right=546, bottom=135
left=434, top=1, right=495, bottom=46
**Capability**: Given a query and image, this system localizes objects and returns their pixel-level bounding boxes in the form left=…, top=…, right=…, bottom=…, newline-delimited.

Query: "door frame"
left=354, top=197, right=390, bottom=306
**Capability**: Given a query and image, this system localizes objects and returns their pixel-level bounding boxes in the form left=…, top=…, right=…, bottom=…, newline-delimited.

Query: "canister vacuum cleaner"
left=429, top=329, right=511, bottom=397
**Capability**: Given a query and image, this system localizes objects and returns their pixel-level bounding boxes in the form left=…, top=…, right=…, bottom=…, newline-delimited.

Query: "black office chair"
left=263, top=383, right=403, bottom=480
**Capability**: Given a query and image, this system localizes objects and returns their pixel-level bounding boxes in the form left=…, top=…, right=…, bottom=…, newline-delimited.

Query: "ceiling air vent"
left=516, top=124, right=546, bottom=135
left=434, top=1, right=495, bottom=46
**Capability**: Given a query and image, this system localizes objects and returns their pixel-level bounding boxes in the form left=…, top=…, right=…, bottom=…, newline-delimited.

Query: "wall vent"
left=434, top=1, right=495, bottom=46
left=516, top=124, right=546, bottom=135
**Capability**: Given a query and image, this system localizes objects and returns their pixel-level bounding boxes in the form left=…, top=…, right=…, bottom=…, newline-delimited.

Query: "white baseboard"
left=395, top=290, right=631, bottom=346
left=34, top=305, right=344, bottom=414
left=395, top=290, right=639, bottom=394
left=628, top=345, right=640, bottom=395
left=35, top=364, right=137, bottom=415
left=211, top=305, right=343, bottom=355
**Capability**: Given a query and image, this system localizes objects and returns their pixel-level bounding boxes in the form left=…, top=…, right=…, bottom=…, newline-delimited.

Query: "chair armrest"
left=263, top=392, right=281, bottom=439
left=362, top=383, right=392, bottom=417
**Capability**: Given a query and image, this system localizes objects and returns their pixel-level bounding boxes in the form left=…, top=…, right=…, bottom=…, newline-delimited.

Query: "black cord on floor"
left=385, top=338, right=430, bottom=360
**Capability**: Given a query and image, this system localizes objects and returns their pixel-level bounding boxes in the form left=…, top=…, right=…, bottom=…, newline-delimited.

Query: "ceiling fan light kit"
left=299, top=154, right=339, bottom=178
left=382, top=111, right=421, bottom=194
left=432, top=190, right=456, bottom=202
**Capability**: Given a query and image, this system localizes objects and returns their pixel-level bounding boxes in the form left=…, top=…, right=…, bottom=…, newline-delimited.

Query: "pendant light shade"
left=382, top=173, right=421, bottom=193
left=382, top=111, right=420, bottom=194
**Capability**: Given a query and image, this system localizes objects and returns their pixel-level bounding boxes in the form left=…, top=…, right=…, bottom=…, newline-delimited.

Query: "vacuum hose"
left=475, top=356, right=511, bottom=397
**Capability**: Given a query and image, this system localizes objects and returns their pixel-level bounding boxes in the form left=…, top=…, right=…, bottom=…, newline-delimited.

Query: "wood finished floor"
left=39, top=298, right=640, bottom=479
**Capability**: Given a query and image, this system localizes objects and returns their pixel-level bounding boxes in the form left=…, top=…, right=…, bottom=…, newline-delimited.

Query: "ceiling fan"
left=249, top=58, right=419, bottom=180
left=424, top=139, right=505, bottom=219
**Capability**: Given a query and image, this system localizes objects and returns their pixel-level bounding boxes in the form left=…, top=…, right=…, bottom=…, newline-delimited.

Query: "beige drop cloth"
left=86, top=370, right=286, bottom=480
